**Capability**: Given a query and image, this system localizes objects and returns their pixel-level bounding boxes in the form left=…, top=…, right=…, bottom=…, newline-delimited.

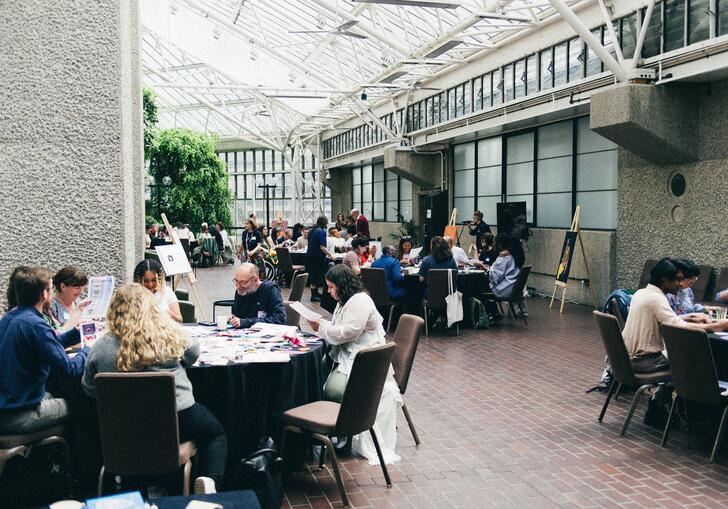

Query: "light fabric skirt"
left=323, top=369, right=403, bottom=465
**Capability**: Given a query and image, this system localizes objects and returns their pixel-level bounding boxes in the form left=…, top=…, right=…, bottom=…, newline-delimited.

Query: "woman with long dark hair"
left=307, top=265, right=401, bottom=464
left=133, top=259, right=182, bottom=322
left=417, top=236, right=457, bottom=289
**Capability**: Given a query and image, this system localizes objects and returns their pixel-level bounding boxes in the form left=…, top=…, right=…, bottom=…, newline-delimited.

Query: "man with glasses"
left=229, top=263, right=286, bottom=329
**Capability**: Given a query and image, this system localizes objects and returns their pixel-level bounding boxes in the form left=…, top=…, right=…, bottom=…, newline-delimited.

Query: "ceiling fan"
left=289, top=20, right=369, bottom=40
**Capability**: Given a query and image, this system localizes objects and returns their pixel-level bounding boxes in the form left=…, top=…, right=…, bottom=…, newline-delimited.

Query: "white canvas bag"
left=445, top=269, right=463, bottom=327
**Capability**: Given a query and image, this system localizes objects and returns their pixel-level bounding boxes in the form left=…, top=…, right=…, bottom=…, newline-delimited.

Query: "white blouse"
left=318, top=292, right=386, bottom=376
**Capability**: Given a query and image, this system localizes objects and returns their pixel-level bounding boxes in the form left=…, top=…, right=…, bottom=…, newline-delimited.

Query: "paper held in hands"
left=289, top=301, right=322, bottom=322
left=82, top=276, right=115, bottom=319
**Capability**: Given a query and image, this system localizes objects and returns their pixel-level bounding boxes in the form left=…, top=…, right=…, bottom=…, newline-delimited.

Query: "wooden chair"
left=178, top=300, right=196, bottom=324
left=422, top=269, right=459, bottom=336
left=361, top=267, right=402, bottom=334
left=391, top=314, right=424, bottom=446
left=288, top=272, right=309, bottom=302
left=482, top=266, right=532, bottom=325
left=0, top=424, right=73, bottom=498
left=281, top=343, right=396, bottom=507
left=660, top=324, right=728, bottom=461
left=94, top=372, right=197, bottom=495
left=275, top=247, right=305, bottom=286
left=593, top=311, right=672, bottom=436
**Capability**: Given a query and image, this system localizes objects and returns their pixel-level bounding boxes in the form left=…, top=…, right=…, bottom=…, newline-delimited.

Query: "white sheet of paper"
left=82, top=276, right=115, bottom=318
left=370, top=241, right=382, bottom=260
left=249, top=322, right=298, bottom=335
left=408, top=247, right=423, bottom=260
left=289, top=301, right=323, bottom=322
left=242, top=352, right=291, bottom=363
left=155, top=243, right=193, bottom=276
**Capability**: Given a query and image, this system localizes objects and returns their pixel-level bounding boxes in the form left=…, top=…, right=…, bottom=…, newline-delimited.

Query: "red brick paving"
left=190, top=264, right=728, bottom=508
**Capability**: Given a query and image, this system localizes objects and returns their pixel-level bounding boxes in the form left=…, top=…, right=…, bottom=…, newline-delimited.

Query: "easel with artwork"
left=160, top=213, right=208, bottom=321
left=549, top=206, right=598, bottom=313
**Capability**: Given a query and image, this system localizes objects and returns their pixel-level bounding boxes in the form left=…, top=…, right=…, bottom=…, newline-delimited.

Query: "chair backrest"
left=275, top=247, right=294, bottom=272
left=289, top=272, right=309, bottom=302
left=175, top=289, right=190, bottom=301
left=360, top=268, right=391, bottom=307
left=202, top=237, right=218, bottom=254
left=391, top=314, right=424, bottom=395
left=180, top=238, right=190, bottom=258
left=609, top=297, right=626, bottom=331
left=335, top=343, right=396, bottom=437
left=592, top=311, right=637, bottom=386
left=95, top=372, right=181, bottom=475
left=426, top=269, right=456, bottom=307
left=284, top=301, right=299, bottom=327
left=716, top=267, right=728, bottom=300
left=637, top=259, right=657, bottom=290
left=694, top=265, right=714, bottom=302
left=660, top=324, right=723, bottom=406
left=506, top=265, right=531, bottom=304
left=178, top=300, right=196, bottom=324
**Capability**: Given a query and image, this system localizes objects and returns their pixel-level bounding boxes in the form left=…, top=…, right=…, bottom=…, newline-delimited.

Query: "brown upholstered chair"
left=275, top=247, right=305, bottom=286
left=422, top=269, right=459, bottom=336
left=660, top=324, right=728, bottom=461
left=637, top=259, right=658, bottom=290
left=482, top=265, right=532, bottom=325
left=281, top=343, right=396, bottom=507
left=288, top=272, right=309, bottom=302
left=0, top=425, right=72, bottom=497
left=94, top=372, right=197, bottom=496
left=593, top=311, right=672, bottom=436
left=361, top=267, right=402, bottom=334
left=609, top=297, right=626, bottom=331
left=284, top=301, right=300, bottom=327
left=178, top=300, right=196, bottom=324
left=391, top=314, right=424, bottom=446
left=716, top=267, right=728, bottom=301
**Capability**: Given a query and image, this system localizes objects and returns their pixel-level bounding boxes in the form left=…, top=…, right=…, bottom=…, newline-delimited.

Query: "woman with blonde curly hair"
left=82, top=284, right=227, bottom=493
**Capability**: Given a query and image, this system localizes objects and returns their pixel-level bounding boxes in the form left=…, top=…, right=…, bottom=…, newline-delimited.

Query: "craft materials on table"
left=184, top=324, right=321, bottom=366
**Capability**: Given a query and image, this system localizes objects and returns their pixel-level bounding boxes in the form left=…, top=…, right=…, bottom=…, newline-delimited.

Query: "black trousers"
left=178, top=403, right=228, bottom=486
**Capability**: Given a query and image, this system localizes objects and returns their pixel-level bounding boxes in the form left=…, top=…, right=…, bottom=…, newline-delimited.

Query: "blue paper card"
left=86, top=491, right=145, bottom=509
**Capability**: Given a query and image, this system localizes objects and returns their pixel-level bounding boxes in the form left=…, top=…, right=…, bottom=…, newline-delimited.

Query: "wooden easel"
left=160, top=213, right=208, bottom=321
left=549, top=206, right=598, bottom=313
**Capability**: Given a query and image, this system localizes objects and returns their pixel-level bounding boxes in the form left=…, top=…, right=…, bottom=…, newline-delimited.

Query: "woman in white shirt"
left=307, top=264, right=402, bottom=465
left=133, top=259, right=182, bottom=322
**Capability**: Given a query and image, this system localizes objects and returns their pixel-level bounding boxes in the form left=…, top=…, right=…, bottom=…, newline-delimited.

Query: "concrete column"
left=325, top=168, right=352, bottom=220
left=0, top=1, right=143, bottom=302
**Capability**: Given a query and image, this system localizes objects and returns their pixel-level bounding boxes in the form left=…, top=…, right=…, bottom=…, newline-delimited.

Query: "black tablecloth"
left=187, top=342, right=325, bottom=468
left=402, top=271, right=489, bottom=322
left=153, top=490, right=261, bottom=509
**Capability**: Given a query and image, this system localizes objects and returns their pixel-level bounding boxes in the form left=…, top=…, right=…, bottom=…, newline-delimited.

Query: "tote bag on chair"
left=445, top=269, right=463, bottom=327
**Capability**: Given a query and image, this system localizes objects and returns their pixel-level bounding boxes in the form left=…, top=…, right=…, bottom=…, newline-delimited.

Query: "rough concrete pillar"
left=590, top=83, right=700, bottom=165
left=383, top=146, right=442, bottom=188
left=0, top=1, right=143, bottom=302
left=325, top=167, right=352, bottom=219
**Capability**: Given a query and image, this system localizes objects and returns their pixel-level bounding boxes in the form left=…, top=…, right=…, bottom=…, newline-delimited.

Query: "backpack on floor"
left=470, top=297, right=490, bottom=329
left=233, top=437, right=284, bottom=509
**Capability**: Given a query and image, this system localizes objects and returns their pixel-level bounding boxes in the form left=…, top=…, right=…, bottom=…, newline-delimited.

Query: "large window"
left=452, top=116, right=617, bottom=230
left=350, top=164, right=412, bottom=222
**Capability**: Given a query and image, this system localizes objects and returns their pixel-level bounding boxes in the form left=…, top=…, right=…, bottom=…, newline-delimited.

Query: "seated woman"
left=397, top=237, right=415, bottom=266
left=307, top=265, right=401, bottom=464
left=82, top=284, right=227, bottom=493
left=470, top=232, right=497, bottom=269
left=50, top=266, right=91, bottom=331
left=486, top=233, right=523, bottom=319
left=418, top=236, right=457, bottom=294
left=342, top=236, right=370, bottom=276
left=133, top=259, right=182, bottom=322
left=669, top=259, right=723, bottom=317
left=371, top=245, right=405, bottom=300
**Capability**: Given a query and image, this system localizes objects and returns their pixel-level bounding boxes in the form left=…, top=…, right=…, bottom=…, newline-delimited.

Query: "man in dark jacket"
left=468, top=210, right=492, bottom=253
left=230, top=263, right=286, bottom=328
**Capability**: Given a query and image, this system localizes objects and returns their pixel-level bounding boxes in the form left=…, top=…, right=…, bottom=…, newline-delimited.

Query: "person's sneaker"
left=194, top=476, right=217, bottom=495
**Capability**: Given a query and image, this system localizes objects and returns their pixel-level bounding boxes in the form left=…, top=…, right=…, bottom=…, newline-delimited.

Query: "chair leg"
left=313, top=433, right=348, bottom=507
left=369, top=428, right=392, bottom=487
left=710, top=405, right=728, bottom=463
left=38, top=435, right=73, bottom=498
left=318, top=445, right=327, bottom=471
left=402, top=403, right=421, bottom=446
left=661, top=395, right=678, bottom=447
left=456, top=321, right=460, bottom=335
left=620, top=384, right=653, bottom=436
left=0, top=445, right=28, bottom=482
left=598, top=380, right=618, bottom=423
left=97, top=465, right=105, bottom=497
left=423, top=305, right=429, bottom=336
left=182, top=459, right=192, bottom=495
left=386, top=305, right=395, bottom=335
left=212, top=305, right=216, bottom=322
left=614, top=382, right=622, bottom=401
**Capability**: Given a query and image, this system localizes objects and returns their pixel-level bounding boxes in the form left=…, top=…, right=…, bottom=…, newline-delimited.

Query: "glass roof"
left=141, top=0, right=579, bottom=149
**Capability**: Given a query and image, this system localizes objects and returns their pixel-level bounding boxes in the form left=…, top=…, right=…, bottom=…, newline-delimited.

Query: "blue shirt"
left=489, top=254, right=520, bottom=298
left=667, top=287, right=704, bottom=315
left=0, top=306, right=87, bottom=410
left=231, top=280, right=287, bottom=329
left=306, top=227, right=326, bottom=260
left=371, top=255, right=406, bottom=300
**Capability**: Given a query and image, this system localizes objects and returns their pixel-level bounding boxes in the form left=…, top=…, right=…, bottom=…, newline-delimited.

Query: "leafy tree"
left=147, top=128, right=232, bottom=228
left=143, top=87, right=159, bottom=160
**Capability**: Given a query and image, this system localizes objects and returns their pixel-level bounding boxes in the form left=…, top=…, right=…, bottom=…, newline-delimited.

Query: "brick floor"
left=188, top=264, right=728, bottom=508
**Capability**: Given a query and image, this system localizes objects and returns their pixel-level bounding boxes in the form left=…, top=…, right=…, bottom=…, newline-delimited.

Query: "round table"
left=402, top=270, right=489, bottom=324
left=186, top=341, right=325, bottom=470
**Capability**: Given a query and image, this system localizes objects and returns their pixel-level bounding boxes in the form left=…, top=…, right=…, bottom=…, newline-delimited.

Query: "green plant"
left=145, top=215, right=161, bottom=227
left=147, top=128, right=232, bottom=229
left=389, top=212, right=418, bottom=243
left=143, top=87, right=159, bottom=161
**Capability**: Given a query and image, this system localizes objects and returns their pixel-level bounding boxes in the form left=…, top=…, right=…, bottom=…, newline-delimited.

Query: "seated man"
left=230, top=263, right=286, bottom=329
left=623, top=258, right=728, bottom=374
left=444, top=236, right=469, bottom=268
left=371, top=245, right=405, bottom=300
left=0, top=266, right=89, bottom=434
